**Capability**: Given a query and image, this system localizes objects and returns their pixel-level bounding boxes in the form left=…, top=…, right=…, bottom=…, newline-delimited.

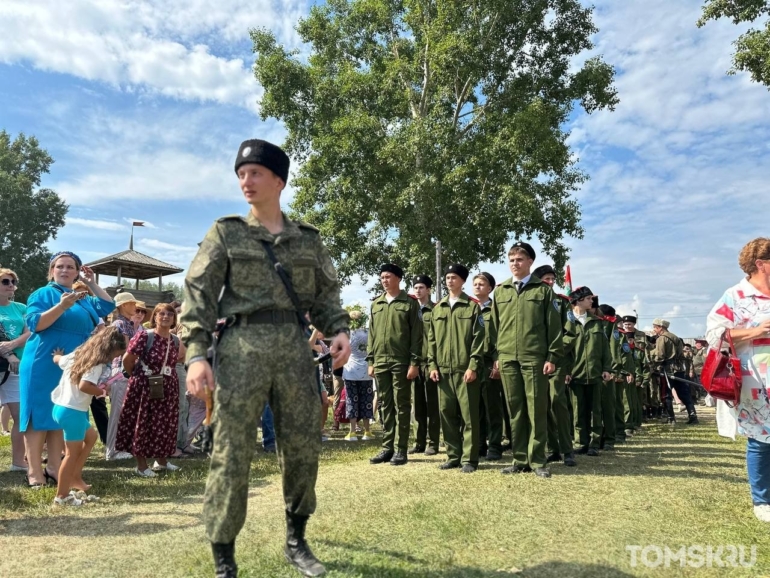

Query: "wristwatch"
left=334, top=328, right=351, bottom=338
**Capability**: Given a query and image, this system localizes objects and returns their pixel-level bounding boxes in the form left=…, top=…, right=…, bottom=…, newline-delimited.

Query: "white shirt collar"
left=513, top=274, right=532, bottom=286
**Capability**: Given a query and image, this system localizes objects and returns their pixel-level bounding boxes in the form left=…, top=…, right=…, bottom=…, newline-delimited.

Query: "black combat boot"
left=285, top=512, right=326, bottom=577
left=211, top=541, right=238, bottom=578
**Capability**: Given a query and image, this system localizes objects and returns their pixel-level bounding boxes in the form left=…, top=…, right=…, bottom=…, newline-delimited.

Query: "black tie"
left=514, top=281, right=522, bottom=294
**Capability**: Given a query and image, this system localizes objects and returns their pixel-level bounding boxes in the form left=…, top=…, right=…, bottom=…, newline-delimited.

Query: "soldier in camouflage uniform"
left=182, top=139, right=351, bottom=578
left=651, top=319, right=698, bottom=426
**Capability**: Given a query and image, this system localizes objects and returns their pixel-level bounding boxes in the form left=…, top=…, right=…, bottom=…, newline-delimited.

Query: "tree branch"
left=418, top=36, right=431, bottom=116
left=391, top=33, right=420, bottom=119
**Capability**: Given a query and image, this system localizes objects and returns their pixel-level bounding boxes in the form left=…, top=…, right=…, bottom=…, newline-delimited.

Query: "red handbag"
left=700, top=330, right=742, bottom=405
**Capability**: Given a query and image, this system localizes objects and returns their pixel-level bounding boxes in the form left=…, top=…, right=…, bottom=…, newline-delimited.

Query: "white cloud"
left=0, top=0, right=309, bottom=109
left=65, top=217, right=126, bottom=231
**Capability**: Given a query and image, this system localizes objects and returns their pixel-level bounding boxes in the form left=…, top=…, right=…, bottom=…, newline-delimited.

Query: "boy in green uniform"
left=429, top=265, right=485, bottom=473
left=367, top=264, right=422, bottom=466
left=183, top=139, right=351, bottom=578
left=564, top=287, right=612, bottom=456
left=409, top=275, right=440, bottom=456
left=490, top=242, right=563, bottom=478
left=532, top=264, right=576, bottom=467
left=472, top=272, right=504, bottom=461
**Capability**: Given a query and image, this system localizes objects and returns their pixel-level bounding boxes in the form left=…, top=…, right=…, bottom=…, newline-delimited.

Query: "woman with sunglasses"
left=0, top=268, right=31, bottom=473
left=18, top=252, right=115, bottom=488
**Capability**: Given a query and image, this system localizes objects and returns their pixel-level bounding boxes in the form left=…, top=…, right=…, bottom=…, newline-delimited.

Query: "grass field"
left=1, top=408, right=768, bottom=578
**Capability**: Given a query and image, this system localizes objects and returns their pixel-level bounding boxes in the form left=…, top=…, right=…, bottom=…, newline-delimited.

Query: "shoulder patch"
left=216, top=214, right=246, bottom=223
left=296, top=220, right=319, bottom=233
left=622, top=342, right=631, bottom=353
left=478, top=315, right=484, bottom=327
left=613, top=329, right=620, bottom=341
left=567, top=310, right=576, bottom=323
left=553, top=299, right=560, bottom=312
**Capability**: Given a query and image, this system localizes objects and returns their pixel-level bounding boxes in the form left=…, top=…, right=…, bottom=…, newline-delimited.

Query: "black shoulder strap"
left=259, top=240, right=311, bottom=335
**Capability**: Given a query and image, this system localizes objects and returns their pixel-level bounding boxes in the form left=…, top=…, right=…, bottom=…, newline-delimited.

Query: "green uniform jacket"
left=366, top=290, right=423, bottom=368
left=602, top=319, right=625, bottom=376
left=692, top=348, right=707, bottom=374
left=619, top=331, right=636, bottom=376
left=556, top=294, right=574, bottom=374
left=181, top=212, right=349, bottom=361
left=428, top=293, right=484, bottom=374
left=633, top=330, right=652, bottom=385
left=480, top=299, right=494, bottom=368
left=652, top=329, right=681, bottom=371
left=564, top=312, right=611, bottom=381
left=419, top=301, right=433, bottom=370
left=489, top=276, right=563, bottom=364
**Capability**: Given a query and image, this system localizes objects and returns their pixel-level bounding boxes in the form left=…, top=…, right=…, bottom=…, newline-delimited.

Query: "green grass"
left=1, top=410, right=769, bottom=577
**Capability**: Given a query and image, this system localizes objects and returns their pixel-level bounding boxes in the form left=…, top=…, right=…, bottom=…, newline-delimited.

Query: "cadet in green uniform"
left=429, top=264, right=485, bottom=473
left=597, top=305, right=619, bottom=450
left=367, top=264, right=422, bottom=466
left=182, top=139, right=351, bottom=578
left=472, top=272, right=504, bottom=461
left=409, top=275, right=440, bottom=456
left=533, top=264, right=576, bottom=467
left=622, top=316, right=650, bottom=421
left=564, top=287, right=612, bottom=456
left=489, top=242, right=563, bottom=478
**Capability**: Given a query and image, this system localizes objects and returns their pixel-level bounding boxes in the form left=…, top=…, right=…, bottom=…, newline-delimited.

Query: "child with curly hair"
left=51, top=327, right=126, bottom=506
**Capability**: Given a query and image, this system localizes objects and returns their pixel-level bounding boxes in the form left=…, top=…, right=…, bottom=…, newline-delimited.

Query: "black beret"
left=598, top=304, right=616, bottom=317
left=621, top=315, right=637, bottom=324
left=477, top=271, right=496, bottom=288
left=510, top=241, right=536, bottom=260
left=445, top=264, right=469, bottom=281
left=570, top=286, right=595, bottom=304
left=234, top=139, right=290, bottom=183
left=380, top=263, right=404, bottom=278
left=532, top=265, right=555, bottom=279
left=413, top=274, right=433, bottom=288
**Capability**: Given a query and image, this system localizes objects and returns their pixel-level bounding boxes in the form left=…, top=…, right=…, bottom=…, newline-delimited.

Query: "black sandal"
left=24, top=474, right=44, bottom=490
left=44, top=468, right=58, bottom=486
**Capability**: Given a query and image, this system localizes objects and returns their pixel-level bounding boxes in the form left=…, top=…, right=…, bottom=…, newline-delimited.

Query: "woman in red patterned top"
left=116, top=302, right=183, bottom=477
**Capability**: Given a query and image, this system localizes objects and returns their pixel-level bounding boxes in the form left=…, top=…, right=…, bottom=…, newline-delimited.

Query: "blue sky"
left=1, top=0, right=769, bottom=337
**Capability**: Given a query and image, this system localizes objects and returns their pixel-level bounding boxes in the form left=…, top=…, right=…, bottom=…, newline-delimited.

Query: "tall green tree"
left=252, top=0, right=617, bottom=283
left=698, top=0, right=770, bottom=86
left=0, top=131, right=68, bottom=303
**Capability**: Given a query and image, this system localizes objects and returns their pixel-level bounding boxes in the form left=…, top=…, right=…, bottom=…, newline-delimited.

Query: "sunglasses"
left=136, top=309, right=146, bottom=314
left=1, top=278, right=18, bottom=286
left=157, top=311, right=175, bottom=317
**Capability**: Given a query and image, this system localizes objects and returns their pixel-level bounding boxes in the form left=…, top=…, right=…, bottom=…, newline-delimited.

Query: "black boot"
left=211, top=541, right=238, bottom=578
left=285, top=512, right=326, bottom=577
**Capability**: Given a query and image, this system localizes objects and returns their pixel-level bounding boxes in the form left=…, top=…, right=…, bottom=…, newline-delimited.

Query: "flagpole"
left=130, top=224, right=134, bottom=250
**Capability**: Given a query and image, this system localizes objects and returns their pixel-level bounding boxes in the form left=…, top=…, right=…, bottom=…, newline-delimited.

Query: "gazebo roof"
left=85, top=250, right=183, bottom=280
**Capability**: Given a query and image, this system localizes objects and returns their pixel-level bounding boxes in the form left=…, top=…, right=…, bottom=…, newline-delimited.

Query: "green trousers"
left=204, top=324, right=321, bottom=544
left=412, top=367, right=441, bottom=450
left=437, top=371, right=481, bottom=466
left=600, top=379, right=616, bottom=446
left=614, top=378, right=627, bottom=441
left=572, top=380, right=602, bottom=450
left=499, top=360, right=549, bottom=469
left=547, top=367, right=573, bottom=455
left=634, top=385, right=644, bottom=428
left=374, top=363, right=412, bottom=453
left=479, top=368, right=504, bottom=454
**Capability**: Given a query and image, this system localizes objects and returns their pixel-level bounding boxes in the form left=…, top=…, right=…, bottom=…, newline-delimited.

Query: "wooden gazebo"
left=85, top=249, right=183, bottom=309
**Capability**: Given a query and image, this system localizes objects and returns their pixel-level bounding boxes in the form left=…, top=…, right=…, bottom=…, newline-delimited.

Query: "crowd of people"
left=0, top=254, right=211, bottom=505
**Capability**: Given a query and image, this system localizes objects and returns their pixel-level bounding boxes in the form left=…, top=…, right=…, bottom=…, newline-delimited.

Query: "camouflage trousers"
left=203, top=324, right=321, bottom=544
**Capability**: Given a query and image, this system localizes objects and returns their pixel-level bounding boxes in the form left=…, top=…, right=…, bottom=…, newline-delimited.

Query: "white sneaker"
left=114, top=451, right=133, bottom=460
left=54, top=495, right=83, bottom=507
left=754, top=505, right=770, bottom=522
left=152, top=461, right=181, bottom=472
left=134, top=467, right=157, bottom=478
left=70, top=490, right=100, bottom=502
left=321, top=435, right=329, bottom=442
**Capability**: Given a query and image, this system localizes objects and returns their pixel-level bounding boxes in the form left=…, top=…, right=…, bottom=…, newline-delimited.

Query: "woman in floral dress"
left=116, top=302, right=183, bottom=477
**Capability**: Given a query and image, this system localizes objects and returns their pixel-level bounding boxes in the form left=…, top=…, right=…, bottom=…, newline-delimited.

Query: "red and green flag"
left=564, top=265, right=573, bottom=296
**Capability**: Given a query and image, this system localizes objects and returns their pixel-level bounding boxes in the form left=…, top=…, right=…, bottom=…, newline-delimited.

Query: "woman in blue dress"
left=19, top=252, right=115, bottom=488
